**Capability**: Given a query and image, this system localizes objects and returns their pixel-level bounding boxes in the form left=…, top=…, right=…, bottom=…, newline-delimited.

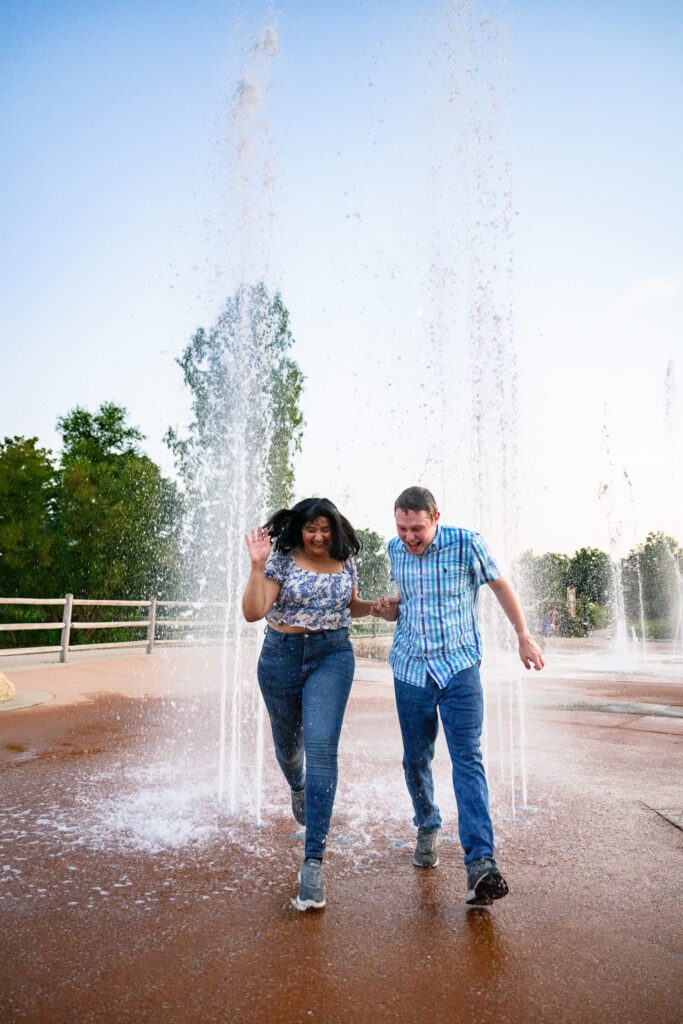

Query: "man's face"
left=395, top=508, right=439, bottom=555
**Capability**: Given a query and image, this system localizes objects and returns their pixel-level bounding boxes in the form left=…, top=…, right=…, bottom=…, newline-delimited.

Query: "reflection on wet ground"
left=0, top=647, right=681, bottom=1023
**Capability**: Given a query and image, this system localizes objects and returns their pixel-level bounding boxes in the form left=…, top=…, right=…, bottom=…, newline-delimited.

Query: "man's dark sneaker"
left=294, top=858, right=325, bottom=911
left=291, top=786, right=305, bottom=826
left=465, top=858, right=509, bottom=906
left=413, top=828, right=439, bottom=868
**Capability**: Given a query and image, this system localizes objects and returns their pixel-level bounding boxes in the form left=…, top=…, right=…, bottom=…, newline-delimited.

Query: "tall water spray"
left=598, top=421, right=638, bottom=670
left=175, top=26, right=283, bottom=821
left=216, top=27, right=281, bottom=818
left=421, top=2, right=527, bottom=817
left=16, top=26, right=300, bottom=855
left=664, top=361, right=683, bottom=653
left=623, top=470, right=648, bottom=661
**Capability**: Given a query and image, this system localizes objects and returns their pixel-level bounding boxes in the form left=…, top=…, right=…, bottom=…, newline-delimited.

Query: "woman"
left=242, top=497, right=375, bottom=911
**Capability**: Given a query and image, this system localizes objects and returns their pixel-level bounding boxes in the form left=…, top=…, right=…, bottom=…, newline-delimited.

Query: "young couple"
left=242, top=486, right=544, bottom=912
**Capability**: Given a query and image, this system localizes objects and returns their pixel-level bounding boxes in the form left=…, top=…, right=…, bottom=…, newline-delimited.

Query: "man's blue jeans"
left=257, top=626, right=354, bottom=861
left=393, top=664, right=495, bottom=866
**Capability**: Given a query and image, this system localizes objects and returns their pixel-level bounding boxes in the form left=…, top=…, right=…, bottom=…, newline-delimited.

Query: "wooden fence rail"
left=0, top=595, right=229, bottom=663
left=0, top=596, right=394, bottom=662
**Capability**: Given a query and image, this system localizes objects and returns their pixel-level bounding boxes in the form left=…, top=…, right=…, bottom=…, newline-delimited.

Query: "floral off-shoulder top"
left=264, top=550, right=358, bottom=630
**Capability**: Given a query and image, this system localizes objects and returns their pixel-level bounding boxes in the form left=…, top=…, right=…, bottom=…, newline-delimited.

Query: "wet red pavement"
left=0, top=648, right=681, bottom=1024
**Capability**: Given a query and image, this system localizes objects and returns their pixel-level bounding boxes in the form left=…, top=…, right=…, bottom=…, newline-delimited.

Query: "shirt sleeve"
left=347, top=556, right=359, bottom=590
left=264, top=551, right=288, bottom=583
left=387, top=538, right=397, bottom=585
left=470, top=533, right=501, bottom=586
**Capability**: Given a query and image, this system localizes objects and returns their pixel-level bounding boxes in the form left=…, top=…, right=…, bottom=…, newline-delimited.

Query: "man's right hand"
left=370, top=595, right=401, bottom=622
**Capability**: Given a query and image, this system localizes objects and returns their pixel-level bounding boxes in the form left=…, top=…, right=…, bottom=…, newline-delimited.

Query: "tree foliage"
left=167, top=284, right=304, bottom=513
left=355, top=528, right=391, bottom=600
left=0, top=437, right=58, bottom=598
left=566, top=547, right=612, bottom=605
left=166, top=284, right=305, bottom=597
left=55, top=406, right=183, bottom=600
left=57, top=402, right=144, bottom=463
left=517, top=550, right=569, bottom=606
left=517, top=548, right=607, bottom=637
left=622, top=531, right=682, bottom=626
left=518, top=533, right=682, bottom=639
left=0, top=405, right=183, bottom=647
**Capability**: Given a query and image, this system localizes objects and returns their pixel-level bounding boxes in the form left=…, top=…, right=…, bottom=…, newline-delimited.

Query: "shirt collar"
left=427, top=524, right=444, bottom=553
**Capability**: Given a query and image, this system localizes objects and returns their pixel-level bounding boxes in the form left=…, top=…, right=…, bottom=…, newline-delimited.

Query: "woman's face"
left=301, top=516, right=333, bottom=558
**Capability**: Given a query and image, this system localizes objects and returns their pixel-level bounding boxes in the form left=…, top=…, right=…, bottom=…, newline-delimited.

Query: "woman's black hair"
left=265, top=497, right=360, bottom=560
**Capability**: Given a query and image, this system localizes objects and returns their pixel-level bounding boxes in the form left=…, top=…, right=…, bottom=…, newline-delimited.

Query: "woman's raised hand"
left=244, top=526, right=271, bottom=566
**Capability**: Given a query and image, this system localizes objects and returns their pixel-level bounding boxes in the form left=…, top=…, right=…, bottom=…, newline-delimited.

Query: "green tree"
left=55, top=404, right=183, bottom=603
left=622, top=531, right=682, bottom=634
left=516, top=551, right=569, bottom=606
left=516, top=549, right=598, bottom=636
left=267, top=343, right=305, bottom=512
left=167, top=284, right=304, bottom=512
left=0, top=437, right=58, bottom=598
left=355, top=529, right=390, bottom=600
left=567, top=547, right=611, bottom=605
left=57, top=402, right=144, bottom=463
left=166, top=284, right=305, bottom=597
left=0, top=406, right=184, bottom=648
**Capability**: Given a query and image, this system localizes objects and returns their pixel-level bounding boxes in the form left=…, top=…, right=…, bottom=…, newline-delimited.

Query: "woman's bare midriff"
left=268, top=622, right=326, bottom=635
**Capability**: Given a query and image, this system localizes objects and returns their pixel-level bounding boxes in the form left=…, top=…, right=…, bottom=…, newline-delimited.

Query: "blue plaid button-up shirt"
left=388, top=525, right=500, bottom=688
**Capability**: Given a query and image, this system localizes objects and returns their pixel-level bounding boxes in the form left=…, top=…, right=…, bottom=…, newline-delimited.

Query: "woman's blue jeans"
left=257, top=626, right=354, bottom=860
left=393, top=663, right=495, bottom=866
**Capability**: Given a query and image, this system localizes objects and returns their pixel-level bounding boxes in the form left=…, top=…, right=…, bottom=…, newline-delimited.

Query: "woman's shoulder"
left=344, top=555, right=358, bottom=580
left=270, top=547, right=292, bottom=559
left=270, top=549, right=295, bottom=566
left=264, top=548, right=293, bottom=581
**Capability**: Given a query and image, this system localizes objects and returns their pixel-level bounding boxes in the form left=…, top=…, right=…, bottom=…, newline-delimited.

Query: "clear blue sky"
left=1, top=1, right=681, bottom=560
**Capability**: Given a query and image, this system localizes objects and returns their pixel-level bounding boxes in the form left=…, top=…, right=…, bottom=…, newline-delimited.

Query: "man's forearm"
left=488, top=577, right=545, bottom=670
left=488, top=577, right=530, bottom=637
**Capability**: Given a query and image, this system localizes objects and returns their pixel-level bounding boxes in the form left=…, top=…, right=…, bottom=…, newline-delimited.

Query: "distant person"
left=242, top=498, right=375, bottom=911
left=373, top=486, right=544, bottom=906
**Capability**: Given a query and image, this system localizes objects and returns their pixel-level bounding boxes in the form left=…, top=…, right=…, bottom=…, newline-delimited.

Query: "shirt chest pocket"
left=439, top=565, right=471, bottom=599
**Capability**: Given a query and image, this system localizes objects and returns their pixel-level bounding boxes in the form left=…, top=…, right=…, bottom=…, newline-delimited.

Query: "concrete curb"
left=0, top=690, right=55, bottom=712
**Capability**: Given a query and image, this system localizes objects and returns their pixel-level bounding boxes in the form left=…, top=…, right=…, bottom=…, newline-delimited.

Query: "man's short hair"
left=394, top=486, right=439, bottom=519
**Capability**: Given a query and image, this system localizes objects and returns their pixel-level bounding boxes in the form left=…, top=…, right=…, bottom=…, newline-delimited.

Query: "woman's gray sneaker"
left=294, top=858, right=325, bottom=911
left=413, top=828, right=439, bottom=868
left=465, top=857, right=509, bottom=906
left=291, top=787, right=305, bottom=826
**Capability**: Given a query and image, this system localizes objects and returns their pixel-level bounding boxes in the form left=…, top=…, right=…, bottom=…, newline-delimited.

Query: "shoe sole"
left=465, top=873, right=509, bottom=906
left=465, top=890, right=494, bottom=907
left=293, top=896, right=326, bottom=911
left=412, top=856, right=439, bottom=868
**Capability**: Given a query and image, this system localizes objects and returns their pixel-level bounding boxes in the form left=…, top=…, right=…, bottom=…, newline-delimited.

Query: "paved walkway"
left=0, top=648, right=681, bottom=1023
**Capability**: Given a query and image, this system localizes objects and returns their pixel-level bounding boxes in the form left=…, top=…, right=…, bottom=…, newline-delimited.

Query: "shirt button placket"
left=419, top=559, right=427, bottom=650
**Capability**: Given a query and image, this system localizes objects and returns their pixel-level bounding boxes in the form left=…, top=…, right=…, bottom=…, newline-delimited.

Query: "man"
left=373, top=486, right=544, bottom=907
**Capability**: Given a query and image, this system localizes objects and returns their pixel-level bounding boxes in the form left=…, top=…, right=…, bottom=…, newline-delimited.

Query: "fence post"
left=60, top=594, right=73, bottom=663
left=146, top=596, right=157, bottom=655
